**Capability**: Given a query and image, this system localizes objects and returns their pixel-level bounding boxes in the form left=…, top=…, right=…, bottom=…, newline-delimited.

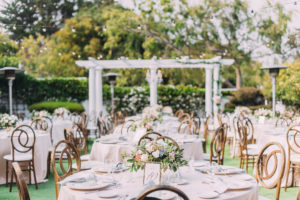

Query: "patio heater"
left=260, top=64, right=287, bottom=116
left=0, top=67, right=24, bottom=115
left=104, top=72, right=120, bottom=114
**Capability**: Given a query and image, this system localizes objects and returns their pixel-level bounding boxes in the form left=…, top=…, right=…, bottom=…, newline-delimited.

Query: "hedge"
left=0, top=74, right=233, bottom=107
left=28, top=101, right=85, bottom=113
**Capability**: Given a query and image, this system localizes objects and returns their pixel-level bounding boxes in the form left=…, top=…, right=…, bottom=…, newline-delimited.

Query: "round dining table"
left=58, top=165, right=258, bottom=200
left=0, top=129, right=51, bottom=184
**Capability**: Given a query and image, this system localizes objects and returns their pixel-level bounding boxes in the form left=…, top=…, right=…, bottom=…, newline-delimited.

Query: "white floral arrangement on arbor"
left=32, top=110, right=50, bottom=119
left=53, top=107, right=70, bottom=118
left=126, top=139, right=188, bottom=172
left=0, top=114, right=18, bottom=129
left=254, top=108, right=273, bottom=119
left=234, top=106, right=252, bottom=115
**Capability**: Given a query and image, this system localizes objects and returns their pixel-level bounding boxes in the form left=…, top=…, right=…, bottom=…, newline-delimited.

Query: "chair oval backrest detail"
left=136, top=185, right=189, bottom=200
left=286, top=124, right=300, bottom=155
left=256, top=142, right=285, bottom=200
left=210, top=123, right=227, bottom=165
left=11, top=125, right=36, bottom=159
left=12, top=162, right=30, bottom=200
left=51, top=140, right=81, bottom=200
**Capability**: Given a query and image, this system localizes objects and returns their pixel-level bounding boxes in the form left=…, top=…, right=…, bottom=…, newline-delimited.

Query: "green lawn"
left=0, top=139, right=298, bottom=200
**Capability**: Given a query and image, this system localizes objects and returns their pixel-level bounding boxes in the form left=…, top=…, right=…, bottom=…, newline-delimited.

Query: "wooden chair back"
left=97, top=117, right=109, bottom=135
left=174, top=109, right=184, bottom=118
left=286, top=124, right=300, bottom=160
left=178, top=119, right=197, bottom=135
left=64, top=128, right=86, bottom=155
left=31, top=116, right=53, bottom=143
left=178, top=113, right=190, bottom=122
left=51, top=140, right=81, bottom=200
left=256, top=142, right=286, bottom=200
left=11, top=125, right=36, bottom=161
left=138, top=132, right=162, bottom=146
left=12, top=162, right=30, bottom=200
left=276, top=117, right=292, bottom=127
left=202, top=115, right=210, bottom=153
left=210, top=123, right=227, bottom=165
left=136, top=185, right=189, bottom=200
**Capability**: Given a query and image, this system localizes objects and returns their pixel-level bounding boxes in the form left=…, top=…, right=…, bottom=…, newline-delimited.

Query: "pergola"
left=76, top=56, right=234, bottom=121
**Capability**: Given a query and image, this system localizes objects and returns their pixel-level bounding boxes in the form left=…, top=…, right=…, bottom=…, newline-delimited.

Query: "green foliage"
left=228, top=87, right=264, bottom=107
left=0, top=0, right=94, bottom=40
left=28, top=101, right=84, bottom=113
left=277, top=59, right=300, bottom=106
left=0, top=74, right=88, bottom=105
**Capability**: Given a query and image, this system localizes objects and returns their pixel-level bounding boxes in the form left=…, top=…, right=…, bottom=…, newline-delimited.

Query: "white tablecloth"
left=58, top=166, right=258, bottom=200
left=0, top=130, right=51, bottom=184
left=90, top=134, right=203, bottom=163
left=52, top=120, right=73, bottom=145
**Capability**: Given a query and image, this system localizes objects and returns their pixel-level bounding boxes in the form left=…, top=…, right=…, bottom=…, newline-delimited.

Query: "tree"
left=277, top=59, right=300, bottom=106
left=0, top=0, right=88, bottom=40
left=133, top=0, right=297, bottom=89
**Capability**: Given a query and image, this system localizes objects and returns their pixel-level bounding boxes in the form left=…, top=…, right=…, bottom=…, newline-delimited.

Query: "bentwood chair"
left=178, top=113, right=190, bottom=122
left=237, top=122, right=258, bottom=173
left=175, top=109, right=184, bottom=118
left=51, top=140, right=81, bottom=200
left=256, top=142, right=285, bottom=200
left=97, top=116, right=109, bottom=136
left=12, top=162, right=30, bottom=200
left=178, top=119, right=197, bottom=135
left=138, top=132, right=162, bottom=146
left=136, top=185, right=189, bottom=200
left=203, top=123, right=227, bottom=165
left=64, top=127, right=88, bottom=158
left=4, top=125, right=38, bottom=192
left=284, top=124, right=300, bottom=191
left=120, top=120, right=135, bottom=135
left=202, top=115, right=210, bottom=153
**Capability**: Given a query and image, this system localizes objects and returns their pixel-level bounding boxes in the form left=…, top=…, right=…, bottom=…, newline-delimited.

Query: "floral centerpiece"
left=254, top=108, right=273, bottom=119
left=53, top=107, right=70, bottom=118
left=31, top=110, right=50, bottom=119
left=234, top=106, right=252, bottom=116
left=126, top=139, right=188, bottom=172
left=0, top=114, right=18, bottom=129
left=131, top=105, right=163, bottom=132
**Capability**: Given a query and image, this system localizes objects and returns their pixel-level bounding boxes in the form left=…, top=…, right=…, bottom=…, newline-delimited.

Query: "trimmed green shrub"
left=229, top=87, right=264, bottom=106
left=28, top=101, right=85, bottom=113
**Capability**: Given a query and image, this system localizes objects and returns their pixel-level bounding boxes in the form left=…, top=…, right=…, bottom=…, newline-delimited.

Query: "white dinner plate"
left=68, top=182, right=110, bottom=191
left=98, top=191, right=119, bottom=198
left=197, top=191, right=219, bottom=199
left=92, top=166, right=125, bottom=174
left=228, top=180, right=252, bottom=190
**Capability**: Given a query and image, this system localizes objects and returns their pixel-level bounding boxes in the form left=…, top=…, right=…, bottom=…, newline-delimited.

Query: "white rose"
left=137, top=150, right=142, bottom=155
left=141, top=154, right=148, bottom=162
left=152, top=150, right=160, bottom=158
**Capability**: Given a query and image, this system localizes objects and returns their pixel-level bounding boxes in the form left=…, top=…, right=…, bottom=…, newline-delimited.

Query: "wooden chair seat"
left=4, top=154, right=32, bottom=161
left=242, top=148, right=259, bottom=156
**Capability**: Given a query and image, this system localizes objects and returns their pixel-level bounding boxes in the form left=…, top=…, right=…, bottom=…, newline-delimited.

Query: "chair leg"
left=46, top=152, right=51, bottom=178
left=29, top=162, right=32, bottom=185
left=9, top=165, right=13, bottom=192
left=246, top=156, right=249, bottom=173
left=5, top=160, right=8, bottom=187
left=32, top=161, right=38, bottom=189
left=284, top=161, right=291, bottom=192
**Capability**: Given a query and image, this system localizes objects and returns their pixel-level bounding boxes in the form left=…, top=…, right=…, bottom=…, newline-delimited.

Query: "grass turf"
left=0, top=139, right=298, bottom=200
